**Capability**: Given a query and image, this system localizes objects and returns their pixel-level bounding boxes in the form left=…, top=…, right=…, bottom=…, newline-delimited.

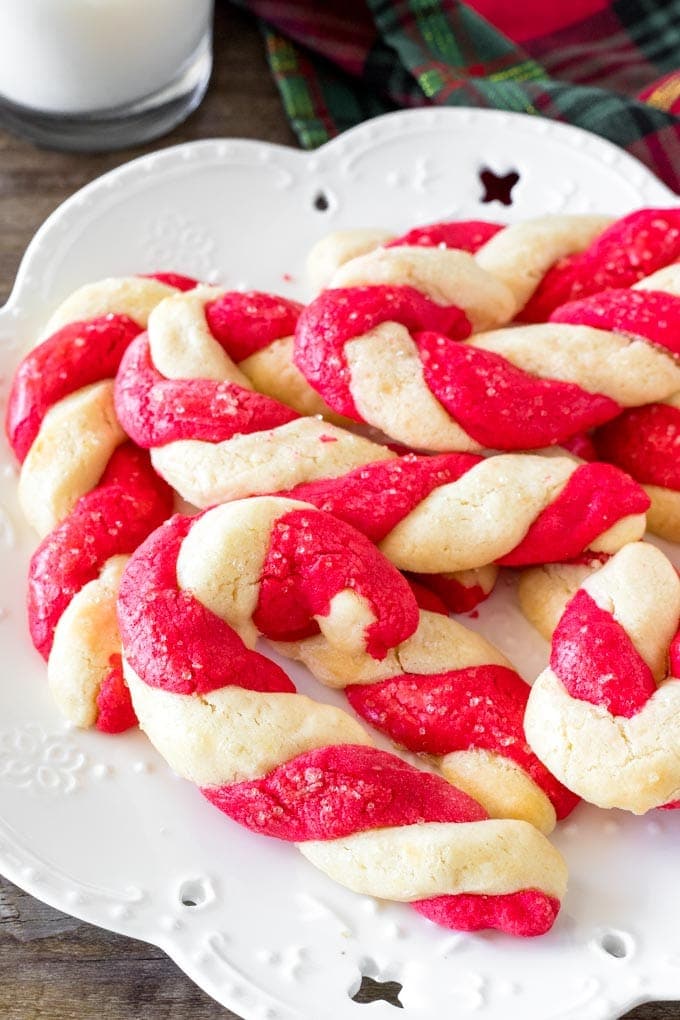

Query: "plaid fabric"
left=233, top=0, right=680, bottom=193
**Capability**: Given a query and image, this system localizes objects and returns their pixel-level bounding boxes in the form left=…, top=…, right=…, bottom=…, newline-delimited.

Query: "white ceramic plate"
left=1, top=109, right=679, bottom=1020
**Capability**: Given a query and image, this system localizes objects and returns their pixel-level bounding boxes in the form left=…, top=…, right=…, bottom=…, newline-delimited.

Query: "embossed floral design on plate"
left=0, top=109, right=679, bottom=1020
left=0, top=724, right=86, bottom=794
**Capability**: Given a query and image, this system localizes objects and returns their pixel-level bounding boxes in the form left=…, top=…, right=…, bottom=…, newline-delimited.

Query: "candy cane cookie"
left=5, top=273, right=189, bottom=728
left=156, top=495, right=576, bottom=834
left=114, top=285, right=400, bottom=507
left=517, top=208, right=680, bottom=321
left=306, top=220, right=503, bottom=291
left=524, top=543, right=680, bottom=814
left=119, top=285, right=650, bottom=563
left=307, top=214, right=612, bottom=306
left=573, top=266, right=680, bottom=542
left=6, top=272, right=194, bottom=536
left=294, top=265, right=680, bottom=452
left=276, top=601, right=579, bottom=835
left=29, top=444, right=173, bottom=731
left=594, top=400, right=680, bottom=541
left=150, top=284, right=353, bottom=421
left=308, top=209, right=680, bottom=321
left=273, top=451, right=648, bottom=574
left=118, top=498, right=568, bottom=935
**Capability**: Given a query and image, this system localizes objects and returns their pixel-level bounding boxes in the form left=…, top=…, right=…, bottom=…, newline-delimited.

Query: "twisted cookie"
left=308, top=214, right=611, bottom=310
left=144, top=284, right=350, bottom=420
left=121, top=286, right=648, bottom=579
left=308, top=209, right=680, bottom=322
left=277, top=598, right=579, bottom=835
left=28, top=444, right=172, bottom=731
left=7, top=273, right=192, bottom=536
left=516, top=208, right=680, bottom=321
left=569, top=267, right=680, bottom=542
left=6, top=274, right=186, bottom=728
left=295, top=276, right=680, bottom=452
left=311, top=238, right=517, bottom=332
left=274, top=451, right=649, bottom=574
left=168, top=499, right=576, bottom=832
left=115, top=286, right=389, bottom=509
left=296, top=211, right=680, bottom=452
left=594, top=400, right=680, bottom=542
left=525, top=543, right=680, bottom=813
left=119, top=497, right=567, bottom=935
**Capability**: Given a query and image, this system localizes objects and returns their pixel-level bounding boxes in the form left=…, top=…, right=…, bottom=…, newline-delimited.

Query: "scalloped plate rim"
left=1, top=106, right=677, bottom=321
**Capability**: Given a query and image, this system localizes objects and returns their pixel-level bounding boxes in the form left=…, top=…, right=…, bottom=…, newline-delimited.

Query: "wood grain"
left=0, top=5, right=678, bottom=1018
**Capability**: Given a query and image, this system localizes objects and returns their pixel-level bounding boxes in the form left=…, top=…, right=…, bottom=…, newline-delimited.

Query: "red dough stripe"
left=95, top=654, right=137, bottom=734
left=551, top=588, right=657, bottom=717
left=115, top=335, right=299, bottom=447
left=346, top=666, right=579, bottom=820
left=278, top=453, right=482, bottom=543
left=203, top=744, right=487, bottom=840
left=594, top=403, right=680, bottom=491
left=497, top=463, right=650, bottom=567
left=670, top=631, right=680, bottom=678
left=117, top=515, right=294, bottom=697
left=143, top=272, right=198, bottom=291
left=204, top=291, right=303, bottom=363
left=413, top=891, right=561, bottom=937
left=294, top=286, right=473, bottom=420
left=560, top=432, right=598, bottom=462
left=414, top=330, right=621, bottom=450
left=6, top=272, right=199, bottom=462
left=521, top=209, right=680, bottom=322
left=387, top=221, right=503, bottom=252
left=551, top=288, right=680, bottom=358
left=253, top=509, right=419, bottom=658
left=6, top=315, right=143, bottom=462
left=27, top=443, right=173, bottom=659
left=409, top=572, right=490, bottom=614
left=406, top=579, right=450, bottom=616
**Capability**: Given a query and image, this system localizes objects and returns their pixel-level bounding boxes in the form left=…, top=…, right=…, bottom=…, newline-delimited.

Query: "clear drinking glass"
left=0, top=0, right=214, bottom=151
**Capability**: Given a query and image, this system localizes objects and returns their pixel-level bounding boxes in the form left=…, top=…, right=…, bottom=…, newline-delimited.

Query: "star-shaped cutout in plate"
left=480, top=166, right=520, bottom=205
left=352, top=974, right=404, bottom=1009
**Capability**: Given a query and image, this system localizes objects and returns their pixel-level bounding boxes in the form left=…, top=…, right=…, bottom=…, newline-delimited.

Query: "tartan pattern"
left=237, top=0, right=680, bottom=193
left=263, top=31, right=393, bottom=149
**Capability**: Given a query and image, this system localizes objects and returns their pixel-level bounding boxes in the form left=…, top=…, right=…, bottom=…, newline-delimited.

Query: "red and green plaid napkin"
left=235, top=0, right=680, bottom=193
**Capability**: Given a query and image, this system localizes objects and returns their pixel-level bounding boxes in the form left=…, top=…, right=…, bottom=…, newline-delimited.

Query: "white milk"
left=0, top=0, right=213, bottom=113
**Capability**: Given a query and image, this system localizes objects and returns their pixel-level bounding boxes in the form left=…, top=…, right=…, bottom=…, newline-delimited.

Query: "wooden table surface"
left=0, top=6, right=678, bottom=1019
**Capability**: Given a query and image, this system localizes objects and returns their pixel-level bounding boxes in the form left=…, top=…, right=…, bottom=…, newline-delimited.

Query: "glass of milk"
left=0, top=0, right=214, bottom=150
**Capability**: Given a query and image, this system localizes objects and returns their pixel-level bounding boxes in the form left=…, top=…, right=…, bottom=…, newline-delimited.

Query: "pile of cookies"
left=7, top=209, right=680, bottom=938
